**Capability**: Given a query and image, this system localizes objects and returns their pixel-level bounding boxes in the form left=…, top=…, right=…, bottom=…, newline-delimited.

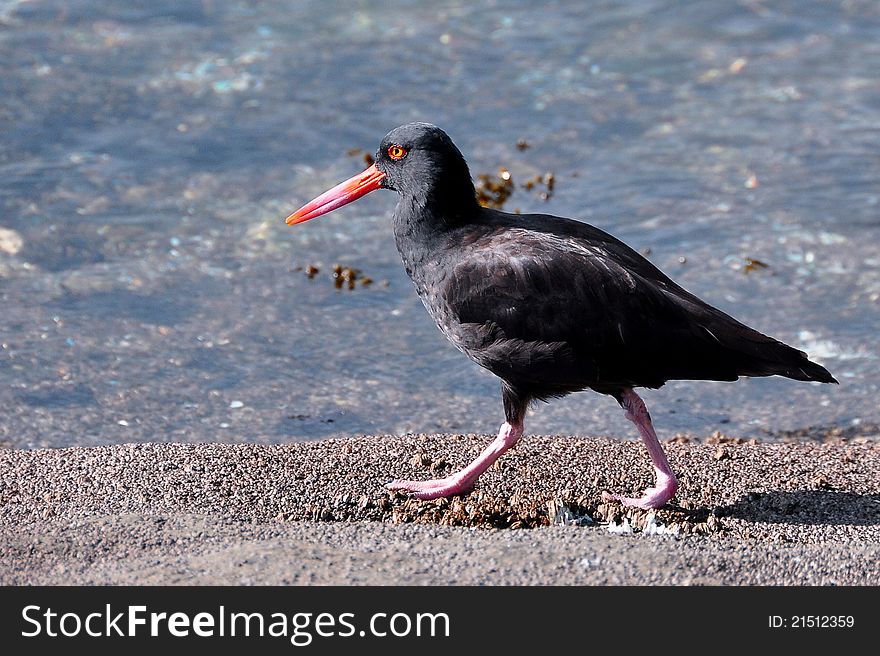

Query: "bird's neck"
left=391, top=186, right=480, bottom=286
left=393, top=176, right=479, bottom=239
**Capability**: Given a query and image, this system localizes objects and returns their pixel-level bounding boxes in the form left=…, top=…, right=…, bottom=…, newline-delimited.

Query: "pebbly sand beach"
left=1, top=432, right=878, bottom=586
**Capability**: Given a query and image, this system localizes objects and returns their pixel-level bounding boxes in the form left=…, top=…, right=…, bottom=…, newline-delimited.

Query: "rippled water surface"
left=1, top=0, right=878, bottom=448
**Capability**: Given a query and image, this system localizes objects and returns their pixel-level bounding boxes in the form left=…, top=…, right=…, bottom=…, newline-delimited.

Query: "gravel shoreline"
left=2, top=435, right=878, bottom=585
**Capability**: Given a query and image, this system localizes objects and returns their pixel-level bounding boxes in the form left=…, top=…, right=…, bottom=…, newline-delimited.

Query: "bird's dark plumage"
left=381, top=124, right=835, bottom=409
left=286, top=122, right=836, bottom=508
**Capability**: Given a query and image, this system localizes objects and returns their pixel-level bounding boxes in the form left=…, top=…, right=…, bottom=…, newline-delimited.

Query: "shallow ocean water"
left=1, top=0, right=878, bottom=448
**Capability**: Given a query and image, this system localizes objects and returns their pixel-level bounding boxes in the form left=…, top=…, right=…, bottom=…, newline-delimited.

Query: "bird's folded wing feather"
left=442, top=225, right=692, bottom=349
left=436, top=221, right=818, bottom=386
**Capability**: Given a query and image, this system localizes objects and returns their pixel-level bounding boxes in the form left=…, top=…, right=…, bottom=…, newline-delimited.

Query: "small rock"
left=0, top=228, right=23, bottom=255
left=714, top=447, right=731, bottom=461
left=728, top=58, right=747, bottom=74
left=811, top=475, right=833, bottom=490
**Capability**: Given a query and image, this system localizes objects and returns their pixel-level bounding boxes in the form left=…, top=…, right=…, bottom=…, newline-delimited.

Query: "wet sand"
left=2, top=433, right=878, bottom=585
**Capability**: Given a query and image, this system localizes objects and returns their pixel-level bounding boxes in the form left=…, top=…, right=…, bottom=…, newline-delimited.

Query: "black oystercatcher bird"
left=285, top=123, right=836, bottom=509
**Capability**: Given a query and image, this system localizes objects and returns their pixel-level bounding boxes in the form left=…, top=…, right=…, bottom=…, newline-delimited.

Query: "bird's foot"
left=602, top=474, right=678, bottom=510
left=386, top=421, right=522, bottom=500
left=385, top=476, right=474, bottom=500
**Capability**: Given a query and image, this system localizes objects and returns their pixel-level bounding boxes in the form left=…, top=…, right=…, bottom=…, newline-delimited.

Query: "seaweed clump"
left=333, top=264, right=372, bottom=290
left=475, top=168, right=514, bottom=209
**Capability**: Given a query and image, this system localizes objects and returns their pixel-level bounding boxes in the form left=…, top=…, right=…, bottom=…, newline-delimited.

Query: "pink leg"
left=386, top=420, right=524, bottom=500
left=602, top=389, right=678, bottom=510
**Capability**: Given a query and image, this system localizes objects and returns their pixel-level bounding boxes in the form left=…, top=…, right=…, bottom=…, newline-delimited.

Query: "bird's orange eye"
left=387, top=145, right=408, bottom=160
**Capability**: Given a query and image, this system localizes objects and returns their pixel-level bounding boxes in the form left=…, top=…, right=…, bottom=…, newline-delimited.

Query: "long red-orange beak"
left=285, top=164, right=386, bottom=225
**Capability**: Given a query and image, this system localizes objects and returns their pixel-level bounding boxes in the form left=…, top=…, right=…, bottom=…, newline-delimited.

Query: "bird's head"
left=285, top=122, right=474, bottom=225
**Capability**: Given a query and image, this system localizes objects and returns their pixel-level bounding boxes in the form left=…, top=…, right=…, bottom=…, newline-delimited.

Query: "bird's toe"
left=602, top=487, right=673, bottom=510
left=385, top=477, right=474, bottom=500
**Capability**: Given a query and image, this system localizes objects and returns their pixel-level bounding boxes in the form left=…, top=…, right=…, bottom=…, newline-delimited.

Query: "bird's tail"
left=761, top=349, right=838, bottom=384
left=701, top=318, right=838, bottom=384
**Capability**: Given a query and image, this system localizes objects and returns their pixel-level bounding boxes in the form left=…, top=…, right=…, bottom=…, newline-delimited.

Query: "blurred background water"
left=1, top=0, right=877, bottom=449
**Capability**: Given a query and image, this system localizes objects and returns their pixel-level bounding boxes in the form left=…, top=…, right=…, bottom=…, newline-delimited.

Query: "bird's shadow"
left=713, top=490, right=880, bottom=526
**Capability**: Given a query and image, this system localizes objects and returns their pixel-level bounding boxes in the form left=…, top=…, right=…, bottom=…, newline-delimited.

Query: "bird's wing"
left=437, top=226, right=694, bottom=387
left=437, top=221, right=830, bottom=389
left=444, top=229, right=662, bottom=338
